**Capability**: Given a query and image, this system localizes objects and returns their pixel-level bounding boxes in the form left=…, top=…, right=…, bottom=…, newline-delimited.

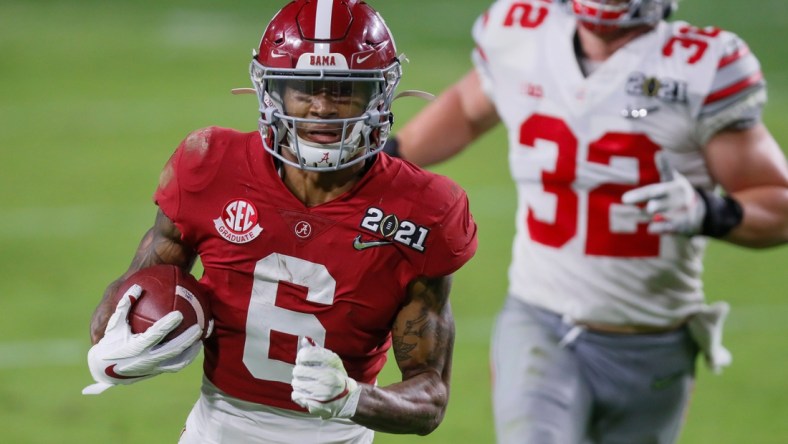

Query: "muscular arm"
left=351, top=275, right=455, bottom=435
left=396, top=69, right=500, bottom=167
left=88, top=209, right=197, bottom=344
left=705, top=123, right=788, bottom=247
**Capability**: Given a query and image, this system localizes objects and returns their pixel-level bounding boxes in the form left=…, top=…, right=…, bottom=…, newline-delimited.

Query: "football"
left=117, top=264, right=213, bottom=343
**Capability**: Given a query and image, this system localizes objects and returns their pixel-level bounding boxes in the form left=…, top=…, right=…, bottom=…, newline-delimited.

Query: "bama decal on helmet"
left=213, top=199, right=263, bottom=244
left=296, top=53, right=349, bottom=69
left=251, top=0, right=401, bottom=172
left=358, top=207, right=430, bottom=252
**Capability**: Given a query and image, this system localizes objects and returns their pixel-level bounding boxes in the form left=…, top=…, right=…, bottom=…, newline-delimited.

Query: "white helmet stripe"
left=314, top=0, right=334, bottom=54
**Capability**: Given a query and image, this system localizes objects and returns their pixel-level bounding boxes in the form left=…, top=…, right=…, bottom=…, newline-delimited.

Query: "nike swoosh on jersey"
left=353, top=235, right=393, bottom=251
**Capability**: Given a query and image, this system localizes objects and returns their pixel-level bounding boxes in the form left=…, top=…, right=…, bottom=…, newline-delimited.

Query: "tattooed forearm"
left=412, top=276, right=452, bottom=310
left=89, top=209, right=195, bottom=343
left=404, top=312, right=431, bottom=337
left=393, top=311, right=433, bottom=361
left=352, top=275, right=456, bottom=435
left=129, top=229, right=162, bottom=269
left=134, top=210, right=195, bottom=268
left=121, top=211, right=195, bottom=280
left=391, top=275, right=455, bottom=367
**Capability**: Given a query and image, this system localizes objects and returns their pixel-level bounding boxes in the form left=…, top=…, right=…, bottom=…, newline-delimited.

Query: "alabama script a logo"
left=214, top=199, right=263, bottom=244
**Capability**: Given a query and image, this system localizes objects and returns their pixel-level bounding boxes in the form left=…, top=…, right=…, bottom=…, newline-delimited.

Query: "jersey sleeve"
left=471, top=8, right=496, bottom=99
left=695, top=30, right=766, bottom=145
left=153, top=127, right=229, bottom=243
left=471, top=0, right=566, bottom=105
left=420, top=178, right=478, bottom=277
left=154, top=142, right=184, bottom=224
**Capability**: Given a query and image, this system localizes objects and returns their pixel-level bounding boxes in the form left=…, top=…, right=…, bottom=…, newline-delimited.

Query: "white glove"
left=291, top=338, right=361, bottom=419
left=687, top=302, right=733, bottom=374
left=82, top=284, right=203, bottom=395
left=621, top=155, right=706, bottom=235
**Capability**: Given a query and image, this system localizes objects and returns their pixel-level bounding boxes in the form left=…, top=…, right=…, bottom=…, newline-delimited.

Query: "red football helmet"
left=250, top=0, right=401, bottom=171
left=569, top=0, right=677, bottom=33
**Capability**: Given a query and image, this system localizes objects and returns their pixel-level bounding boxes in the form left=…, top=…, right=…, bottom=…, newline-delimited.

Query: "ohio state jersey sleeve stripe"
left=718, top=45, right=751, bottom=69
left=471, top=10, right=493, bottom=98
left=475, top=45, right=488, bottom=62
left=703, top=71, right=764, bottom=105
left=709, top=51, right=760, bottom=88
left=471, top=9, right=487, bottom=44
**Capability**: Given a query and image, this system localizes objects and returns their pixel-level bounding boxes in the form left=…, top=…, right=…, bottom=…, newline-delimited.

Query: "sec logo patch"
left=213, top=199, right=263, bottom=244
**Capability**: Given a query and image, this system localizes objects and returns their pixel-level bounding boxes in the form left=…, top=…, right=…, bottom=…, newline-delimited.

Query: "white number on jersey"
left=243, top=253, right=335, bottom=383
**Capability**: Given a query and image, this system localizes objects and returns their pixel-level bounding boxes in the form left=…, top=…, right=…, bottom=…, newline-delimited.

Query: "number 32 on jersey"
left=520, top=114, right=662, bottom=258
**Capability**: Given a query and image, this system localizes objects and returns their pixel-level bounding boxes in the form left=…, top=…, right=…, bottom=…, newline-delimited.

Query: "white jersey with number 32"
left=473, top=0, right=765, bottom=325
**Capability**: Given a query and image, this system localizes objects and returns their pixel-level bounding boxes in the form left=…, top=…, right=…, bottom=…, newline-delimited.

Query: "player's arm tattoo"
left=89, top=209, right=196, bottom=343
left=391, top=277, right=453, bottom=366
left=129, top=209, right=196, bottom=271
left=352, top=275, right=456, bottom=435
left=390, top=312, right=426, bottom=361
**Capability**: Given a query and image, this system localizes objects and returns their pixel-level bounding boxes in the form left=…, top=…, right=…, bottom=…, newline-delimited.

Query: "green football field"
left=1, top=0, right=786, bottom=442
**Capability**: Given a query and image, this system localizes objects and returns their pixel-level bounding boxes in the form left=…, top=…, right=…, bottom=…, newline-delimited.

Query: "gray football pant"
left=491, top=297, right=698, bottom=444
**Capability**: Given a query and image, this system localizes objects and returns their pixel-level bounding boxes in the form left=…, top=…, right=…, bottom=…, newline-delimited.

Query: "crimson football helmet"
left=250, top=0, right=401, bottom=171
left=569, top=0, right=678, bottom=31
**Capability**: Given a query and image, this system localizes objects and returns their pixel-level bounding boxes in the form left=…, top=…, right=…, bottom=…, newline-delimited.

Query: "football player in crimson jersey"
left=384, top=0, right=788, bottom=443
left=83, top=1, right=477, bottom=442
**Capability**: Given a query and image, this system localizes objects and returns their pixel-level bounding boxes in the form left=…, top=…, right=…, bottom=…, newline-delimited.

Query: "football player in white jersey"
left=384, top=0, right=788, bottom=442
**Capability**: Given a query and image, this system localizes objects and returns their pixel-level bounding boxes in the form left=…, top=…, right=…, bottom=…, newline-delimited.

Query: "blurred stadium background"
left=1, top=0, right=786, bottom=442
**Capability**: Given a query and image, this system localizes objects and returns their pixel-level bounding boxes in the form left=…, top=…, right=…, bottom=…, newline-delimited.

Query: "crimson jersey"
left=154, top=127, right=477, bottom=411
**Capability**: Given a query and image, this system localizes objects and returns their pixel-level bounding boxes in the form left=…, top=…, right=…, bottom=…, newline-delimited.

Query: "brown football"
left=116, top=265, right=212, bottom=343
